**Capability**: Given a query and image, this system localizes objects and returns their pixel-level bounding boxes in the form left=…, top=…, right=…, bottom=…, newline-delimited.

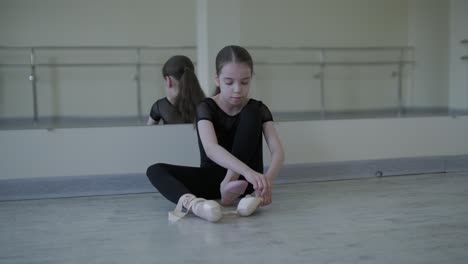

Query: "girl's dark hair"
left=162, top=55, right=205, bottom=123
left=213, top=45, right=254, bottom=95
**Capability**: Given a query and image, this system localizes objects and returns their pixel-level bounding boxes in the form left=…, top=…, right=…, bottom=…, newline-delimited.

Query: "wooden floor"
left=1, top=172, right=468, bottom=264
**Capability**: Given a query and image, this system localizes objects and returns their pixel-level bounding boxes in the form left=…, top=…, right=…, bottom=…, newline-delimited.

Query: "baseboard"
left=0, top=173, right=154, bottom=202
left=1, top=155, right=467, bottom=201
left=275, top=155, right=467, bottom=184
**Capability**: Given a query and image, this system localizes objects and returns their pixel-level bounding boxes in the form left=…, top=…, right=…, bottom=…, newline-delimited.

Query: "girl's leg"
left=221, top=102, right=264, bottom=203
left=231, top=102, right=264, bottom=173
left=146, top=163, right=225, bottom=203
left=146, top=163, right=226, bottom=222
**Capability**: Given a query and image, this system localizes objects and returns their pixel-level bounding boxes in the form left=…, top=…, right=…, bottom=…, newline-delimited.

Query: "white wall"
left=281, top=117, right=468, bottom=164
left=0, top=124, right=198, bottom=179
left=1, top=116, right=468, bottom=180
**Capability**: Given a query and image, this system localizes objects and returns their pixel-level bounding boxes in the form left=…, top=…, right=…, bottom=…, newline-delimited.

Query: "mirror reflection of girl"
left=146, top=46, right=285, bottom=222
left=147, top=55, right=205, bottom=125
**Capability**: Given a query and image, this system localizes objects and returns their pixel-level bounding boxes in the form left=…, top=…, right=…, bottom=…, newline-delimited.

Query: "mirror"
left=0, top=0, right=465, bottom=130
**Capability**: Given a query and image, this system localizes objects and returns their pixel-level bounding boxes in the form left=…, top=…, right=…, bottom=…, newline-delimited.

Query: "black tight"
left=146, top=103, right=264, bottom=204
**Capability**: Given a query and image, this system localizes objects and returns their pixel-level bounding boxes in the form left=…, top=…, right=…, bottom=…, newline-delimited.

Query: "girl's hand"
left=255, top=178, right=272, bottom=206
left=244, top=171, right=268, bottom=194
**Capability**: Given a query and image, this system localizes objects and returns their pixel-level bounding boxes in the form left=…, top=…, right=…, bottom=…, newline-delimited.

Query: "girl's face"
left=164, top=76, right=179, bottom=98
left=215, top=62, right=252, bottom=106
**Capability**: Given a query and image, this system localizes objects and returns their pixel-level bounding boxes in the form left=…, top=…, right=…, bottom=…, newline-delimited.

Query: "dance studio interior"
left=1, top=0, right=468, bottom=263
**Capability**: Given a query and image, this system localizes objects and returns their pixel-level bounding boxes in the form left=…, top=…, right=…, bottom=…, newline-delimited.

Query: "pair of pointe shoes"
left=169, top=181, right=262, bottom=222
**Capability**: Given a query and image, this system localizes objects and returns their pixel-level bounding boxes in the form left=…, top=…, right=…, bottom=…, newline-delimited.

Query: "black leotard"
left=149, top=97, right=185, bottom=124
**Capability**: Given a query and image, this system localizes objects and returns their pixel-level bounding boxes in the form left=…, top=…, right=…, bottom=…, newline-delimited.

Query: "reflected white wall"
left=449, top=0, right=468, bottom=111
left=0, top=0, right=197, bottom=118
left=0, top=0, right=456, bottom=119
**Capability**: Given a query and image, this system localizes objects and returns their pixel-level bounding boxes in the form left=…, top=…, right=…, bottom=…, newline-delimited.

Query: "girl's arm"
left=147, top=116, right=158, bottom=125
left=262, top=121, right=285, bottom=181
left=197, top=119, right=268, bottom=191
left=258, top=121, right=284, bottom=206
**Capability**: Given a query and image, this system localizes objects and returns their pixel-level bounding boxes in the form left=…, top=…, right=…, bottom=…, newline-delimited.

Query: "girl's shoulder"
left=153, top=97, right=170, bottom=106
left=248, top=98, right=261, bottom=105
left=159, top=97, right=172, bottom=105
left=201, top=97, right=215, bottom=104
left=248, top=99, right=273, bottom=123
left=198, top=97, right=217, bottom=110
left=247, top=98, right=269, bottom=109
left=196, top=97, right=217, bottom=119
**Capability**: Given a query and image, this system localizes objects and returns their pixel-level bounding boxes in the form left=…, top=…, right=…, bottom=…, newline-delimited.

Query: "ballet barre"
left=250, top=46, right=414, bottom=118
left=0, top=45, right=414, bottom=127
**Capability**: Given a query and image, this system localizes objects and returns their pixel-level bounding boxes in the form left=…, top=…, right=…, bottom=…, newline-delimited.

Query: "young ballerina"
left=147, top=55, right=205, bottom=125
left=146, top=45, right=285, bottom=222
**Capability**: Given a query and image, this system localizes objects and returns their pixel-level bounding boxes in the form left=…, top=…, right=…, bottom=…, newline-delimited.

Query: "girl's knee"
left=239, top=103, right=262, bottom=124
left=146, top=163, right=167, bottom=177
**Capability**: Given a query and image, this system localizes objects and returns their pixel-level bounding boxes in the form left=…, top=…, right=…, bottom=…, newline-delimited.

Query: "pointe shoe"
left=237, top=195, right=263, bottom=217
left=191, top=199, right=223, bottom=222
left=169, top=194, right=223, bottom=222
left=221, top=180, right=248, bottom=206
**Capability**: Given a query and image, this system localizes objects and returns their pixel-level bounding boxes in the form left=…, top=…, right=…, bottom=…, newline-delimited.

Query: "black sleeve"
left=196, top=100, right=214, bottom=122
left=260, top=102, right=273, bottom=123
left=149, top=101, right=161, bottom=122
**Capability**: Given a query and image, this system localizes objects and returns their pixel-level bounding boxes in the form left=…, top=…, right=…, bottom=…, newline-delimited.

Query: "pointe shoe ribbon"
left=168, top=194, right=196, bottom=222
left=169, top=194, right=223, bottom=222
